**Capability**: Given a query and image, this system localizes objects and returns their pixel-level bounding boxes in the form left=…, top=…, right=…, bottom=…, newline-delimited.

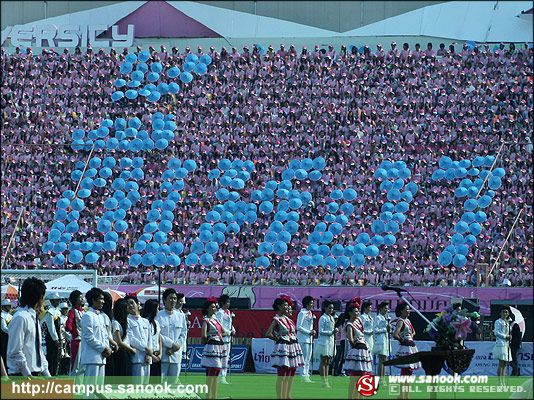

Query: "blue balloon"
left=452, top=254, right=467, bottom=267
left=464, top=199, right=478, bottom=211
left=451, top=233, right=464, bottom=246
left=180, top=72, right=193, bottom=83
left=439, top=156, right=452, bottom=169
left=469, top=222, right=482, bottom=236
left=256, top=256, right=270, bottom=268
left=385, top=221, right=399, bottom=234
left=357, top=233, right=370, bottom=245
left=438, top=251, right=453, bottom=266
left=68, top=250, right=83, bottom=264
left=455, top=221, right=469, bottom=234
left=129, top=254, right=142, bottom=266
left=351, top=254, right=365, bottom=267
left=478, top=195, right=492, bottom=208
left=474, top=211, right=487, bottom=223
left=383, top=234, right=396, bottom=246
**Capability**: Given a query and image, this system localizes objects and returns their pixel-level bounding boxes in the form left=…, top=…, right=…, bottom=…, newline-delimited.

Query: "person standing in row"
left=296, top=295, right=315, bottom=383
left=7, top=278, right=50, bottom=377
left=112, top=298, right=134, bottom=377
left=43, top=292, right=61, bottom=376
left=201, top=297, right=228, bottom=400
left=102, top=291, right=118, bottom=379
left=1, top=299, right=12, bottom=368
left=509, top=312, right=522, bottom=376
left=316, top=300, right=338, bottom=388
left=372, top=301, right=391, bottom=379
left=216, top=294, right=235, bottom=385
left=343, top=298, right=372, bottom=399
left=80, top=287, right=112, bottom=382
left=58, top=302, right=72, bottom=376
left=493, top=306, right=512, bottom=380
left=360, top=301, right=374, bottom=356
left=141, top=299, right=162, bottom=382
left=156, top=288, right=187, bottom=384
left=125, top=295, right=153, bottom=382
left=392, top=302, right=421, bottom=380
left=266, top=295, right=304, bottom=400
left=66, top=290, right=84, bottom=373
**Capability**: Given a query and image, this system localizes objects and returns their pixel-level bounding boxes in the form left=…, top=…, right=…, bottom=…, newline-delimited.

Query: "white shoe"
left=218, top=377, right=230, bottom=384
left=322, top=382, right=331, bottom=388
left=301, top=376, right=314, bottom=383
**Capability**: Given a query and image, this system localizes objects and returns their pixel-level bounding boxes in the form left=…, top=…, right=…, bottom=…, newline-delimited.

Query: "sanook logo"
left=10, top=24, right=134, bottom=48
left=357, top=375, right=380, bottom=397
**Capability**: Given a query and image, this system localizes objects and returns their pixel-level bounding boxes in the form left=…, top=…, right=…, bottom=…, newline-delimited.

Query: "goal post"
left=1, top=269, right=98, bottom=287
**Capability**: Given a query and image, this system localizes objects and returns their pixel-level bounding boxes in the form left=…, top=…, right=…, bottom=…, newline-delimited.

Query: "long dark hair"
left=102, top=291, right=113, bottom=321
left=113, top=298, right=128, bottom=339
left=141, top=299, right=159, bottom=334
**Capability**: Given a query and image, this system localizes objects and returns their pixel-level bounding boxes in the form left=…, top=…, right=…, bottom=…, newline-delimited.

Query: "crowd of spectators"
left=1, top=40, right=532, bottom=287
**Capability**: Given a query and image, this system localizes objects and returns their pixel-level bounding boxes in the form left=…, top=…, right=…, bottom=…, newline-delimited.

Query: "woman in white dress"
left=373, top=301, right=391, bottom=378
left=343, top=298, right=372, bottom=399
left=201, top=297, right=228, bottom=400
left=141, top=299, right=162, bottom=382
left=315, top=300, right=338, bottom=388
left=360, top=300, right=374, bottom=355
left=493, top=306, right=512, bottom=378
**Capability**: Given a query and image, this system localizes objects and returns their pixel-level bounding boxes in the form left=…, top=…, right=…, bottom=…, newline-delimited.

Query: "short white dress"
left=393, top=318, right=421, bottom=370
left=201, top=317, right=228, bottom=369
left=343, top=319, right=373, bottom=374
left=270, top=315, right=305, bottom=369
left=315, top=314, right=336, bottom=357
left=492, top=318, right=512, bottom=361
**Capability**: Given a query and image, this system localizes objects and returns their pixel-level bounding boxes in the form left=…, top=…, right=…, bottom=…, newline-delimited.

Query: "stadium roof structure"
left=2, top=0, right=531, bottom=46
left=1, top=0, right=337, bottom=45
left=338, top=1, right=533, bottom=43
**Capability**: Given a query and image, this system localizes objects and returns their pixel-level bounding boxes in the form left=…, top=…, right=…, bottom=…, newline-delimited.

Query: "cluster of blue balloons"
left=72, top=114, right=178, bottom=153
left=129, top=155, right=198, bottom=267
left=210, top=158, right=256, bottom=198
left=280, top=157, right=326, bottom=182
left=112, top=51, right=212, bottom=102
left=44, top=150, right=144, bottom=266
left=301, top=159, right=417, bottom=268
left=435, top=155, right=506, bottom=267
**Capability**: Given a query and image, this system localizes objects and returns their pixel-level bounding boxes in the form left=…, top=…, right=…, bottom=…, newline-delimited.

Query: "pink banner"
left=106, top=284, right=532, bottom=313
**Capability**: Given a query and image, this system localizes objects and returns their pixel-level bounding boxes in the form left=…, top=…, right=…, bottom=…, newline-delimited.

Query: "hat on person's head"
left=59, top=302, right=69, bottom=309
left=46, top=292, right=61, bottom=300
left=1, top=299, right=12, bottom=306
left=471, top=312, right=480, bottom=319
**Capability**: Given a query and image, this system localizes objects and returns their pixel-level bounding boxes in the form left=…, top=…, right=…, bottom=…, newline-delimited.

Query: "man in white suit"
left=79, top=288, right=112, bottom=382
left=125, top=295, right=153, bottom=383
left=216, top=294, right=235, bottom=384
left=296, top=296, right=316, bottom=382
left=156, top=288, right=187, bottom=384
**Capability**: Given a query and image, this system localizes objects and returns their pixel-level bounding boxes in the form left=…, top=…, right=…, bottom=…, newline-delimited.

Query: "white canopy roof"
left=45, top=275, right=93, bottom=299
left=339, top=1, right=532, bottom=42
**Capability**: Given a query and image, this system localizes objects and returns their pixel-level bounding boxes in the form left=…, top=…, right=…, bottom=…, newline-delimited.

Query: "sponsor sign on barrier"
left=181, top=345, right=248, bottom=373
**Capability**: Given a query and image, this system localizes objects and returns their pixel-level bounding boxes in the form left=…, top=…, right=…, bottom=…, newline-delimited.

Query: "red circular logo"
left=357, top=374, right=379, bottom=397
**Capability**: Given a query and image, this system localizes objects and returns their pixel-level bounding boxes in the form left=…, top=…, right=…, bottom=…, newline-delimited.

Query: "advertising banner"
left=181, top=344, right=248, bottom=373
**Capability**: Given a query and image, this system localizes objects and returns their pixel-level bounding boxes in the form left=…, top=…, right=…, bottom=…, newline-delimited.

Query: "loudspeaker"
left=231, top=298, right=251, bottom=310
left=183, top=297, right=251, bottom=310
left=461, top=298, right=480, bottom=313
left=184, top=297, right=206, bottom=310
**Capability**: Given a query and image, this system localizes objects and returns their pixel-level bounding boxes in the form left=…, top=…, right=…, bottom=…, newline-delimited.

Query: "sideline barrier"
left=251, top=339, right=533, bottom=376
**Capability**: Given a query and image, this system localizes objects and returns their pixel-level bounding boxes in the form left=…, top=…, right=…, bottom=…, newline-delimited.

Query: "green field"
left=2, top=375, right=532, bottom=399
